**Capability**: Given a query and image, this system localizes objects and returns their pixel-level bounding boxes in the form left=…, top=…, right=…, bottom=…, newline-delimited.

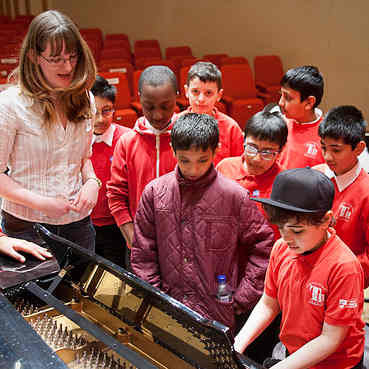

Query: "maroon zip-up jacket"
left=132, top=165, right=274, bottom=330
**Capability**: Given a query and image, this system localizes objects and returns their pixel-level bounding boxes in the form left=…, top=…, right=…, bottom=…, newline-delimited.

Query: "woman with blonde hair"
left=0, top=10, right=99, bottom=251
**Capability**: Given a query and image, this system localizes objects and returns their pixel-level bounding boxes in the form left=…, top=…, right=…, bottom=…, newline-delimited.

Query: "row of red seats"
left=0, top=55, right=283, bottom=131
left=0, top=16, right=34, bottom=78
left=0, top=15, right=34, bottom=24
left=98, top=54, right=283, bottom=131
left=0, top=23, right=284, bottom=131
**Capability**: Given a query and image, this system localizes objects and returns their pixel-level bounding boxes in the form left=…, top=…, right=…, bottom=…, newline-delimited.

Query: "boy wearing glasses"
left=217, top=110, right=287, bottom=363
left=217, top=110, right=287, bottom=240
left=90, top=75, right=131, bottom=267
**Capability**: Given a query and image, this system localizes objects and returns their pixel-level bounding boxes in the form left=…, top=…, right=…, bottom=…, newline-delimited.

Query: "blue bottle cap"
left=217, top=274, right=226, bottom=282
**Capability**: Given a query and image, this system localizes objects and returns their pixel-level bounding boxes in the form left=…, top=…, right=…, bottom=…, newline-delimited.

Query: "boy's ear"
left=324, top=210, right=334, bottom=228
left=217, top=88, right=224, bottom=102
left=304, top=95, right=316, bottom=111
left=354, top=141, right=366, bottom=156
left=184, top=84, right=189, bottom=99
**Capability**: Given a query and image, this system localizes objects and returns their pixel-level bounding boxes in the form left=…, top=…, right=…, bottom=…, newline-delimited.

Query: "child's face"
left=140, top=82, right=177, bottom=130
left=279, top=86, right=313, bottom=122
left=185, top=77, right=223, bottom=115
left=94, top=96, right=114, bottom=135
left=244, top=136, right=280, bottom=176
left=174, top=146, right=216, bottom=181
left=321, top=137, right=362, bottom=176
left=278, top=218, right=329, bottom=255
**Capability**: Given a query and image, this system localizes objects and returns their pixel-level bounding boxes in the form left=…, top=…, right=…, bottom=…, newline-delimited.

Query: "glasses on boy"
left=244, top=144, right=279, bottom=161
left=96, top=107, right=115, bottom=117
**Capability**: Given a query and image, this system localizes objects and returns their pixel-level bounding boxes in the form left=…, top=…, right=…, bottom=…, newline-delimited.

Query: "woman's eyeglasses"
left=244, top=144, right=279, bottom=161
left=39, top=54, right=79, bottom=67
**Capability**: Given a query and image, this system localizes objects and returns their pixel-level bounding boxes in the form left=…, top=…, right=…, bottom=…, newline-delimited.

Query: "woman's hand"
left=71, top=179, right=99, bottom=216
left=38, top=195, right=79, bottom=218
left=0, top=236, right=53, bottom=263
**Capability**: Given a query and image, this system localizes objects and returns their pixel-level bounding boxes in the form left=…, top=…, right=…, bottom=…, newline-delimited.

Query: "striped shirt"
left=0, top=86, right=95, bottom=224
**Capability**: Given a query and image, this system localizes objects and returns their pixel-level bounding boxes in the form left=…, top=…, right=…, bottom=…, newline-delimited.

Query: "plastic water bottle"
left=216, top=274, right=232, bottom=302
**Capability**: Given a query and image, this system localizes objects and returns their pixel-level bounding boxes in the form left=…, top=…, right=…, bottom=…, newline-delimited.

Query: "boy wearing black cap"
left=234, top=167, right=364, bottom=369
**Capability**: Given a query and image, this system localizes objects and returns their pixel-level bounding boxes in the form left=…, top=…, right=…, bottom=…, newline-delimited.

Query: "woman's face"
left=36, top=41, right=78, bottom=89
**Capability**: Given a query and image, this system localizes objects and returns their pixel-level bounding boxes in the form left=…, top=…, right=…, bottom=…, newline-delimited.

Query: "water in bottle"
left=216, top=274, right=232, bottom=302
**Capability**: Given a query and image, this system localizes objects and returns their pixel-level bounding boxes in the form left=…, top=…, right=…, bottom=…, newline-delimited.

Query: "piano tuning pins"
left=51, top=320, right=57, bottom=336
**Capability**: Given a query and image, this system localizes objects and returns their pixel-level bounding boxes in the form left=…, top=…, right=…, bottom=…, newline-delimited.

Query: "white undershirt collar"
left=324, top=161, right=361, bottom=192
left=93, top=124, right=116, bottom=146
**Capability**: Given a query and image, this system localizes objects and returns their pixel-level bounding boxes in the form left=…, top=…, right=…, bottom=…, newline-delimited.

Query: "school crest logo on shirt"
left=307, top=282, right=326, bottom=306
left=304, top=142, right=319, bottom=158
left=252, top=190, right=260, bottom=197
left=336, top=203, right=353, bottom=222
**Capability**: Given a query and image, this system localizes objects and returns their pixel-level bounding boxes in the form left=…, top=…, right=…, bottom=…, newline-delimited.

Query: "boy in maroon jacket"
left=131, top=113, right=274, bottom=333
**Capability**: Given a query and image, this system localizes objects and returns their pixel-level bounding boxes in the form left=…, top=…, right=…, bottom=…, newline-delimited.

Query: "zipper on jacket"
left=156, top=134, right=160, bottom=178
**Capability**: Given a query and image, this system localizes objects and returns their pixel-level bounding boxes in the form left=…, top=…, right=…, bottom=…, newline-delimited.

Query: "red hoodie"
left=107, top=116, right=177, bottom=227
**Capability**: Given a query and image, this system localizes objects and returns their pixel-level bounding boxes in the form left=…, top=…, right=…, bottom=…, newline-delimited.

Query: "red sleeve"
left=355, top=202, right=369, bottom=288
left=324, top=264, right=363, bottom=326
left=131, top=183, right=161, bottom=288
left=357, top=252, right=369, bottom=289
left=106, top=137, right=132, bottom=226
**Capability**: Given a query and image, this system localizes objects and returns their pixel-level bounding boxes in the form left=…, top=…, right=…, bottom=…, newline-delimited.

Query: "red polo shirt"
left=315, top=163, right=369, bottom=288
left=216, top=156, right=283, bottom=240
left=279, top=113, right=325, bottom=169
left=265, top=229, right=364, bottom=369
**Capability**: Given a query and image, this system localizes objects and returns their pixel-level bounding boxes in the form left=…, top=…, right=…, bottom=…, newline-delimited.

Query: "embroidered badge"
left=304, top=142, right=319, bottom=158
left=307, top=282, right=326, bottom=306
left=336, top=203, right=353, bottom=222
left=252, top=190, right=260, bottom=197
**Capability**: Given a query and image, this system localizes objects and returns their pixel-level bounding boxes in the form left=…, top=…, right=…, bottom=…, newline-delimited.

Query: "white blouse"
left=0, top=86, right=95, bottom=225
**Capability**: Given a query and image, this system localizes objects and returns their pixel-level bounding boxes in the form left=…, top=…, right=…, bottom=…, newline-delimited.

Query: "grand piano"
left=0, top=224, right=264, bottom=369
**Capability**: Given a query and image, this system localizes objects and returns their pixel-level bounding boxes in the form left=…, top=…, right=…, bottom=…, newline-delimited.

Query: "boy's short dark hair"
left=171, top=113, right=219, bottom=153
left=187, top=62, right=222, bottom=90
left=281, top=66, right=324, bottom=108
left=263, top=205, right=328, bottom=226
left=138, top=65, right=177, bottom=94
left=91, top=75, right=117, bottom=103
left=318, top=105, right=367, bottom=149
left=245, top=111, right=288, bottom=150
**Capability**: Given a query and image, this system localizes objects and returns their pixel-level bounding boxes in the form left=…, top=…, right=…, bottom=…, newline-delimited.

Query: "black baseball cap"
left=251, top=167, right=334, bottom=213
